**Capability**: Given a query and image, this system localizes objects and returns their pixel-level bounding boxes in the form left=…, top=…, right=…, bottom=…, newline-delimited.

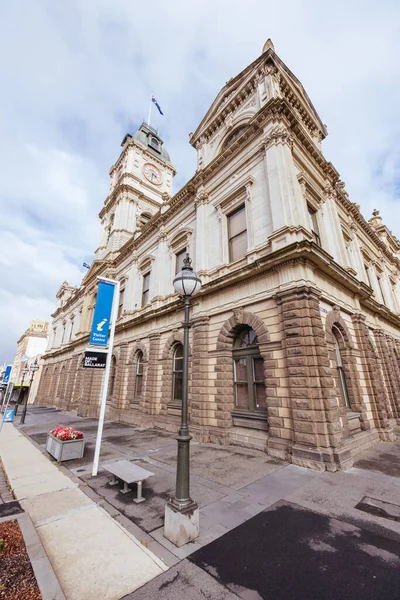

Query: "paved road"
left=127, top=500, right=400, bottom=600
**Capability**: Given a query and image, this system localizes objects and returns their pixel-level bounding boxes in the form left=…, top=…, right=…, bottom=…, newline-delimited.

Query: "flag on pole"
left=151, top=95, right=164, bottom=115
left=83, top=262, right=91, bottom=269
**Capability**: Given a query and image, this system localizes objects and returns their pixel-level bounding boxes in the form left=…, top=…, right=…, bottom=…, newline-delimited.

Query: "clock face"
left=143, top=163, right=162, bottom=185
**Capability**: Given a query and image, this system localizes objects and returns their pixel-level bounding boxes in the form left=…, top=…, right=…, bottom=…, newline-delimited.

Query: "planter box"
left=46, top=433, right=85, bottom=461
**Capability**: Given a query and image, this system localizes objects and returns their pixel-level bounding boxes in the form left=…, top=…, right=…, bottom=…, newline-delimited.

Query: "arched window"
left=149, top=136, right=160, bottom=152
left=222, top=126, right=247, bottom=151
left=172, top=344, right=184, bottom=402
left=134, top=352, right=144, bottom=399
left=232, top=326, right=266, bottom=412
left=108, top=356, right=117, bottom=398
left=332, top=326, right=350, bottom=408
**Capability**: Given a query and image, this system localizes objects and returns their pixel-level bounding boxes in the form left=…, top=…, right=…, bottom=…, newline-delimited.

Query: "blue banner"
left=4, top=409, right=14, bottom=422
left=3, top=366, right=12, bottom=384
left=89, top=281, right=115, bottom=347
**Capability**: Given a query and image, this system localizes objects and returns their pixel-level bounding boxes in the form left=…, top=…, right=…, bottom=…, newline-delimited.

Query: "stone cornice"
left=44, top=240, right=400, bottom=364
left=99, top=180, right=161, bottom=219
left=332, top=185, right=400, bottom=269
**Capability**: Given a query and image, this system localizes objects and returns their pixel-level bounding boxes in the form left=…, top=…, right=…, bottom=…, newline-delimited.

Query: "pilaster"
left=276, top=286, right=352, bottom=472
left=374, top=329, right=399, bottom=421
left=146, top=333, right=161, bottom=415
left=351, top=314, right=394, bottom=440
left=190, top=315, right=210, bottom=442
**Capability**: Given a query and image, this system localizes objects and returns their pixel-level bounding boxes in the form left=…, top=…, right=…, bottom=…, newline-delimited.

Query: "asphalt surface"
left=128, top=500, right=400, bottom=600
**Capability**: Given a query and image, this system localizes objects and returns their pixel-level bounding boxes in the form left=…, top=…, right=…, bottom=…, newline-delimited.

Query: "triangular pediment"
left=190, top=54, right=265, bottom=145
left=190, top=43, right=327, bottom=147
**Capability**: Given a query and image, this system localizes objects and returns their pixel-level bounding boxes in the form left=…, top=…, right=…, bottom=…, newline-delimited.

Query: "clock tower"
left=95, top=122, right=176, bottom=259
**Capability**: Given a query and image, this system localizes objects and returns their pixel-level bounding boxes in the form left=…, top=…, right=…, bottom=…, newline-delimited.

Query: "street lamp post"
left=20, top=359, right=39, bottom=425
left=164, top=253, right=202, bottom=547
left=15, top=366, right=30, bottom=417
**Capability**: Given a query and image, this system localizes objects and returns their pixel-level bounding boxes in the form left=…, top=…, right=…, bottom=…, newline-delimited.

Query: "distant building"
left=10, top=320, right=49, bottom=403
left=36, top=40, right=400, bottom=471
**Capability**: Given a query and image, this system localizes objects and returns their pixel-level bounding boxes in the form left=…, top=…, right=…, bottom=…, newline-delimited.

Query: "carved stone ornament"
left=245, top=183, right=253, bottom=203
left=233, top=306, right=244, bottom=323
left=324, top=183, right=337, bottom=201
left=225, top=113, right=233, bottom=130
left=195, top=191, right=210, bottom=208
left=262, top=124, right=293, bottom=151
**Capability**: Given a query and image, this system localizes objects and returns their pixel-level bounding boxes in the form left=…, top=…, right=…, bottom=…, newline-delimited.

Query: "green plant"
left=0, top=539, right=5, bottom=551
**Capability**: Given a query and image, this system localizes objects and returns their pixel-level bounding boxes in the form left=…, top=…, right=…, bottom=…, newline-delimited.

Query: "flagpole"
left=147, top=94, right=152, bottom=127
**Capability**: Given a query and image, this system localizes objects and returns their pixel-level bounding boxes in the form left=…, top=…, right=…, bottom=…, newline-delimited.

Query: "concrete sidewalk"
left=0, top=423, right=167, bottom=600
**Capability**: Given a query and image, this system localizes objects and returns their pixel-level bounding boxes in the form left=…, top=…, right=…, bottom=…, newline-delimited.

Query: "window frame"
left=118, top=287, right=125, bottom=319
left=172, top=344, right=184, bottom=403
left=134, top=352, right=144, bottom=400
left=232, top=328, right=266, bottom=414
left=307, top=205, right=321, bottom=247
left=332, top=327, right=350, bottom=409
left=175, top=247, right=187, bottom=274
left=376, top=274, right=386, bottom=305
left=142, top=272, right=151, bottom=307
left=364, top=263, right=372, bottom=288
left=227, top=204, right=247, bottom=263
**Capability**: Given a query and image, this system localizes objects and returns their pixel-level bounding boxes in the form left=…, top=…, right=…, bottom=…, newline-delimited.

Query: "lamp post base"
left=164, top=501, right=199, bottom=547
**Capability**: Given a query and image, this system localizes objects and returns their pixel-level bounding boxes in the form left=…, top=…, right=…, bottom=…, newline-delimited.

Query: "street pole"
left=20, top=360, right=39, bottom=425
left=164, top=253, right=202, bottom=546
left=169, top=296, right=196, bottom=510
left=14, top=371, right=27, bottom=417
left=92, top=278, right=120, bottom=477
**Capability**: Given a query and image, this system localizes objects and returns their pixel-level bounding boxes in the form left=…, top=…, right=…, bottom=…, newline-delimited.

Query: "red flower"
left=51, top=426, right=84, bottom=441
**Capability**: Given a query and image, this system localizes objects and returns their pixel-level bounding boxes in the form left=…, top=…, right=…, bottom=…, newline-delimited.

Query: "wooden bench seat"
left=103, top=460, right=154, bottom=503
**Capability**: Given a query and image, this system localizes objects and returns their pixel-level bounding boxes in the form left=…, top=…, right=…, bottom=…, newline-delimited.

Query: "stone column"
left=263, top=123, right=310, bottom=250
left=276, top=286, right=351, bottom=471
left=146, top=333, right=161, bottom=415
left=115, top=343, right=129, bottom=414
left=386, top=336, right=400, bottom=420
left=351, top=314, right=393, bottom=440
left=190, top=316, right=210, bottom=442
left=374, top=329, right=399, bottom=420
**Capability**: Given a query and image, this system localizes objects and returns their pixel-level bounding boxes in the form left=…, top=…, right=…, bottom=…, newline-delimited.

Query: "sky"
left=0, top=0, right=399, bottom=364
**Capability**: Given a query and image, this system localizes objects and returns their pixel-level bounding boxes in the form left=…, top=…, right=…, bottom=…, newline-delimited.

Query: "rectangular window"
left=118, top=288, right=125, bottom=319
left=377, top=276, right=386, bottom=304
left=135, top=359, right=143, bottom=398
left=228, top=205, right=247, bottom=262
left=308, top=205, right=321, bottom=246
left=142, top=272, right=150, bottom=307
left=175, top=248, right=187, bottom=274
left=364, top=264, right=372, bottom=287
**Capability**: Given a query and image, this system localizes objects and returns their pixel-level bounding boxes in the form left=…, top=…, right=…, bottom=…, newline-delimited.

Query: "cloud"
left=1, top=0, right=399, bottom=363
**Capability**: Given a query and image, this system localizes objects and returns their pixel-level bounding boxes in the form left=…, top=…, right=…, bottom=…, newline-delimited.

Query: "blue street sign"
left=89, top=281, right=116, bottom=347
left=4, top=409, right=14, bottom=422
left=3, top=366, right=12, bottom=384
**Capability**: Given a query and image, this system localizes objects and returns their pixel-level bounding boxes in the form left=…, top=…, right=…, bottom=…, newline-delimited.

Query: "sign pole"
left=92, top=277, right=120, bottom=477
left=0, top=384, right=13, bottom=434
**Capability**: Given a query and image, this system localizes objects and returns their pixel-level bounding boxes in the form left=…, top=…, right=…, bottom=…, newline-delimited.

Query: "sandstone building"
left=36, top=40, right=400, bottom=471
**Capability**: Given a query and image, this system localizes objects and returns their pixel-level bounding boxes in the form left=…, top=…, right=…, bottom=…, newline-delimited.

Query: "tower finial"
left=262, top=38, right=275, bottom=53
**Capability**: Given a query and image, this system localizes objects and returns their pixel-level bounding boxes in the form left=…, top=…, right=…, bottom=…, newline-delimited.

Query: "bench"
left=103, top=460, right=154, bottom=503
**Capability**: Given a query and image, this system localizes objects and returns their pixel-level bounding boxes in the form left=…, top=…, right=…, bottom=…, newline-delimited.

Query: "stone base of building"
left=228, top=426, right=268, bottom=452
left=267, top=436, right=294, bottom=461
left=291, top=444, right=354, bottom=472
left=35, top=399, right=394, bottom=473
